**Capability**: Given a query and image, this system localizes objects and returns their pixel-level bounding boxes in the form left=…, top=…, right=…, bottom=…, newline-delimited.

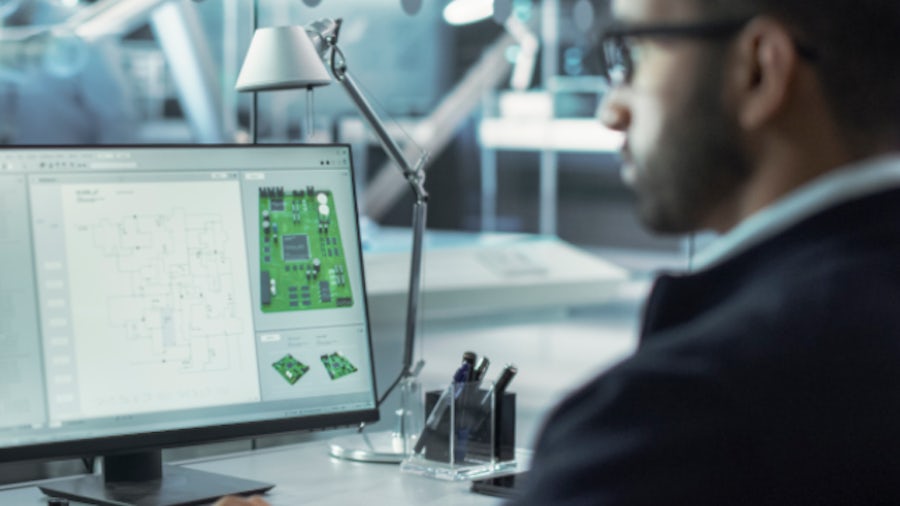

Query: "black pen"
left=480, top=364, right=517, bottom=406
left=473, top=356, right=490, bottom=382
left=462, top=351, right=477, bottom=381
left=486, top=364, right=517, bottom=459
left=458, top=364, right=518, bottom=460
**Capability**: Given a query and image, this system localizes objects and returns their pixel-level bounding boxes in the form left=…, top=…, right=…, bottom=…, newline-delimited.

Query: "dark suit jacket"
left=512, top=188, right=900, bottom=505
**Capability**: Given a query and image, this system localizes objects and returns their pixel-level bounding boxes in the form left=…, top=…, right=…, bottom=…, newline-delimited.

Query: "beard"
left=627, top=55, right=752, bottom=234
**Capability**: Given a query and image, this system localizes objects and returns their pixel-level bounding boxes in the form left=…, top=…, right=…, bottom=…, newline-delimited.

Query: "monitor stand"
left=39, top=450, right=274, bottom=506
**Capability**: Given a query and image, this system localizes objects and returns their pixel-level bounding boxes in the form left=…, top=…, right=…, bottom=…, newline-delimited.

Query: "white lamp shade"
left=236, top=25, right=332, bottom=92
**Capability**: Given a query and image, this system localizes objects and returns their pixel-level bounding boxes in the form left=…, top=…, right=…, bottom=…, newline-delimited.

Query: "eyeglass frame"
left=599, top=17, right=818, bottom=86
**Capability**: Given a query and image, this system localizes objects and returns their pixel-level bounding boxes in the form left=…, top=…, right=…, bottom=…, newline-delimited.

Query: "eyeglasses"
left=599, top=17, right=818, bottom=86
left=599, top=18, right=753, bottom=85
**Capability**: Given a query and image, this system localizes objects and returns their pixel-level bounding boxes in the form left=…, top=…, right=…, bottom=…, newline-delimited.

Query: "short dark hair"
left=697, top=0, right=900, bottom=143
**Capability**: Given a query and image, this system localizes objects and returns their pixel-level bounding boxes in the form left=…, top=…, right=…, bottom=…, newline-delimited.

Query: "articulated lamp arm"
left=307, top=18, right=428, bottom=394
left=309, top=18, right=429, bottom=204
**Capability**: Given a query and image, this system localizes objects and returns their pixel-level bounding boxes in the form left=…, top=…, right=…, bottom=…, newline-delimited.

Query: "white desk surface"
left=186, top=442, right=522, bottom=505
left=0, top=442, right=506, bottom=505
left=362, top=230, right=632, bottom=323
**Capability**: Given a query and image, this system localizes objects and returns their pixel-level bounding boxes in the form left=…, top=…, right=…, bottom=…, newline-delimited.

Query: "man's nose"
left=597, top=86, right=630, bottom=131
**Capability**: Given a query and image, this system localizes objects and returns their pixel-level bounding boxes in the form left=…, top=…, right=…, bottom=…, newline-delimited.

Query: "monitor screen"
left=0, top=144, right=379, bottom=504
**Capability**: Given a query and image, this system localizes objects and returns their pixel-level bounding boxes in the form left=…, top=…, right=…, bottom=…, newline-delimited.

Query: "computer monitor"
left=0, top=144, right=379, bottom=505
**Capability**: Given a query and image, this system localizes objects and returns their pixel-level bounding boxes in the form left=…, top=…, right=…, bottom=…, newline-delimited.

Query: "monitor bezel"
left=0, top=143, right=381, bottom=464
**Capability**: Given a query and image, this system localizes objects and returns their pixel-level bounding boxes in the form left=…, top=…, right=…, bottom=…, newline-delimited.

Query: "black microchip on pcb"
left=282, top=234, right=310, bottom=262
left=261, top=271, right=271, bottom=305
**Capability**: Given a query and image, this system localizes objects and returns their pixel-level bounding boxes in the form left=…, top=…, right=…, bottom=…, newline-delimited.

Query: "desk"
left=362, top=230, right=631, bottom=324
left=0, top=443, right=534, bottom=505
left=0, top=234, right=659, bottom=505
left=0, top=298, right=647, bottom=506
left=0, top=441, right=512, bottom=505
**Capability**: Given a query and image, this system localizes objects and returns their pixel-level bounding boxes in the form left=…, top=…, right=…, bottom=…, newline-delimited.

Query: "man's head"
left=697, top=0, right=900, bottom=142
left=600, top=0, right=900, bottom=234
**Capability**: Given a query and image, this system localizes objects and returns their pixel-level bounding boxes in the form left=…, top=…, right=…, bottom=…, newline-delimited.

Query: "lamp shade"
left=236, top=25, right=332, bottom=92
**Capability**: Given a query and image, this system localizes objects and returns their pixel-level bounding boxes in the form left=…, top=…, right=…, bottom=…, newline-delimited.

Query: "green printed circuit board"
left=259, top=186, right=353, bottom=313
left=272, top=354, right=310, bottom=385
left=271, top=352, right=358, bottom=385
left=321, top=352, right=358, bottom=380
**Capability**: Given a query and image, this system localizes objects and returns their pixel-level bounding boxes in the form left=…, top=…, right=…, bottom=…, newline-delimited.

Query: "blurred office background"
left=0, top=0, right=681, bottom=255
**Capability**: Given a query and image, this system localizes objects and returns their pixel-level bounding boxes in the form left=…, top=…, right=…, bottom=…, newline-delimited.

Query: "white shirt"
left=692, top=154, right=900, bottom=271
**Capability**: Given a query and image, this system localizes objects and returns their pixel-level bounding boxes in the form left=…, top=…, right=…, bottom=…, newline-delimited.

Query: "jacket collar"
left=693, top=155, right=900, bottom=271
left=641, top=181, right=900, bottom=342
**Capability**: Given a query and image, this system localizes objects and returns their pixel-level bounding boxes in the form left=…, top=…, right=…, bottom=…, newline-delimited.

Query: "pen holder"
left=399, top=381, right=516, bottom=481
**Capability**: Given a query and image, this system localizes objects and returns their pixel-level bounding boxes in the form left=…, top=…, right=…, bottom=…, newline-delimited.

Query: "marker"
left=486, top=364, right=517, bottom=459
left=459, top=364, right=519, bottom=459
left=481, top=364, right=517, bottom=406
left=473, top=356, right=490, bottom=382
left=462, top=351, right=477, bottom=381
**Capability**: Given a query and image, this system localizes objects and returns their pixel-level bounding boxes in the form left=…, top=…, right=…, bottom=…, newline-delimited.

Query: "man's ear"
left=729, top=17, right=799, bottom=130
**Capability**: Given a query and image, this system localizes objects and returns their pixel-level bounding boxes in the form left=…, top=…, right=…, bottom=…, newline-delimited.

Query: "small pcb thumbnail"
left=320, top=352, right=358, bottom=380
left=272, top=354, right=310, bottom=385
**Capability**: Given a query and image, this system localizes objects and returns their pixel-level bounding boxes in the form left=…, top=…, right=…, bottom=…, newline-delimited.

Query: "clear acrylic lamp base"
left=328, top=377, right=422, bottom=463
left=328, top=431, right=410, bottom=463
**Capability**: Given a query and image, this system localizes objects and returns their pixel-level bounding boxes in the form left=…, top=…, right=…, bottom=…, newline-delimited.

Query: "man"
left=216, top=0, right=900, bottom=504
left=513, top=0, right=900, bottom=504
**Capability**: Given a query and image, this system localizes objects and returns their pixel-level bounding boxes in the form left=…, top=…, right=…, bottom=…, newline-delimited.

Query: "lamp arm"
left=329, top=47, right=429, bottom=204
left=374, top=196, right=427, bottom=405
left=403, top=199, right=427, bottom=373
left=324, top=42, right=429, bottom=389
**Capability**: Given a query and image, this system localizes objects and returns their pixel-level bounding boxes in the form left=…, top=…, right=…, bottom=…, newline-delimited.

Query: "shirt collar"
left=692, top=154, right=900, bottom=271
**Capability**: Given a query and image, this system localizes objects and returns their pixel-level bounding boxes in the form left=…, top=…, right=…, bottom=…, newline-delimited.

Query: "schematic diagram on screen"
left=70, top=205, right=249, bottom=374
left=259, top=186, right=353, bottom=313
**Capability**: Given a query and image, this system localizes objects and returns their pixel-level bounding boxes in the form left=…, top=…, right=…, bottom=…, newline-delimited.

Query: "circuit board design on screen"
left=321, top=352, right=358, bottom=380
left=272, top=354, right=310, bottom=385
left=259, top=186, right=353, bottom=313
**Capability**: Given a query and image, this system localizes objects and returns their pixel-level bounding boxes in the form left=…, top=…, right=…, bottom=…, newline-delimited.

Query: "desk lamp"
left=236, top=19, right=429, bottom=463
